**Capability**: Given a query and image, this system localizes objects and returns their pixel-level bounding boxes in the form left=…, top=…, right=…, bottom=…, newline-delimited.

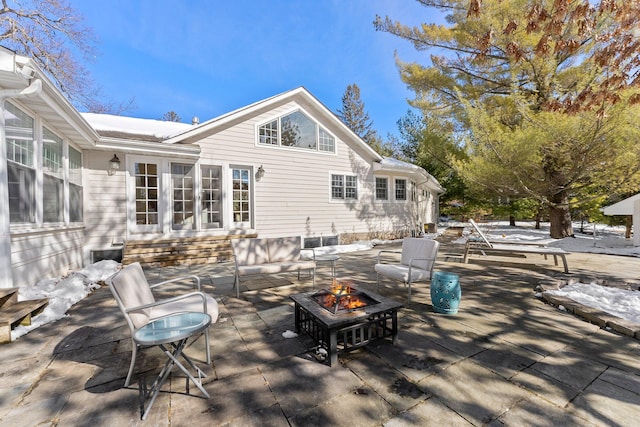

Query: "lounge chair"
left=463, top=219, right=570, bottom=273
left=375, top=238, right=440, bottom=303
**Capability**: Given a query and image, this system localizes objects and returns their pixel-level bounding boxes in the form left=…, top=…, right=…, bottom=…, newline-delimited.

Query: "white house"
left=602, top=193, right=640, bottom=246
left=0, top=47, right=443, bottom=289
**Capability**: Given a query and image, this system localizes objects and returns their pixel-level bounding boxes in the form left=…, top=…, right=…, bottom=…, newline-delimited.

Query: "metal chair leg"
left=204, top=328, right=211, bottom=364
left=125, top=339, right=138, bottom=387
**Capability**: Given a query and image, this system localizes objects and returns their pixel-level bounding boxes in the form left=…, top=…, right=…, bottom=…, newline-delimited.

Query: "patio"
left=1, top=239, right=639, bottom=426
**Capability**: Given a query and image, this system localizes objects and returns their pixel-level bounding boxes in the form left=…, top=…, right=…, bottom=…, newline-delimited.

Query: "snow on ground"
left=451, top=220, right=640, bottom=257
left=11, top=260, right=121, bottom=341
left=546, top=283, right=640, bottom=325
left=453, top=220, right=640, bottom=325
left=10, top=221, right=640, bottom=341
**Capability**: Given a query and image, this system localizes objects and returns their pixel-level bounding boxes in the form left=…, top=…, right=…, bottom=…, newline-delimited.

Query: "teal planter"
left=431, top=271, right=461, bottom=315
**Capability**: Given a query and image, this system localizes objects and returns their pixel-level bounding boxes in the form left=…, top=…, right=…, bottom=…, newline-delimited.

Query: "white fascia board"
left=163, top=89, right=299, bottom=144
left=38, top=89, right=100, bottom=146
left=96, top=138, right=201, bottom=159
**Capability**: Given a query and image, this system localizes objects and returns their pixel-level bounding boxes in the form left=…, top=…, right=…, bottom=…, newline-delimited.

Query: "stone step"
left=122, top=234, right=257, bottom=267
left=0, top=298, right=49, bottom=344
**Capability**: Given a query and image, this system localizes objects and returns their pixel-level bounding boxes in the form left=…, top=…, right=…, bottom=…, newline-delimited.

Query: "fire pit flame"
left=313, top=279, right=378, bottom=314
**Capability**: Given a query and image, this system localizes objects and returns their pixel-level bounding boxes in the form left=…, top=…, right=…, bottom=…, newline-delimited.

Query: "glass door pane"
left=171, top=163, right=195, bottom=230
left=231, top=168, right=251, bottom=226
left=135, top=162, right=159, bottom=226
left=201, top=165, right=222, bottom=229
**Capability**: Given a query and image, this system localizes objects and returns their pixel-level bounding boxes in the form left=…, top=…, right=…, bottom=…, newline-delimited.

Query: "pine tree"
left=375, top=0, right=640, bottom=238
left=337, top=84, right=381, bottom=150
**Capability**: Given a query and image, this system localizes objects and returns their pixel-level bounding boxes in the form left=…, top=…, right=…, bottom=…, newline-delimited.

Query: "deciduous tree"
left=375, top=0, right=640, bottom=237
left=0, top=0, right=132, bottom=113
left=162, top=111, right=182, bottom=122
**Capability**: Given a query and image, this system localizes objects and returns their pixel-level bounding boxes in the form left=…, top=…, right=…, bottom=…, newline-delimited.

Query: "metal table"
left=133, top=312, right=211, bottom=420
left=314, top=254, right=341, bottom=277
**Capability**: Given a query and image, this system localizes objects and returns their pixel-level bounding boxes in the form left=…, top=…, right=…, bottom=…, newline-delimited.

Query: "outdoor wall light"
left=256, top=165, right=265, bottom=181
left=109, top=154, right=120, bottom=176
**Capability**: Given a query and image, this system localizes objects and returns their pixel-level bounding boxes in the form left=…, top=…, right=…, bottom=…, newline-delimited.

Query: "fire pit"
left=312, top=282, right=380, bottom=314
left=290, top=280, right=403, bottom=366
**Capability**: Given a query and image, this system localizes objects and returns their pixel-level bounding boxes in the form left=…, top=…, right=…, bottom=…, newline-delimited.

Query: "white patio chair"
left=375, top=238, right=440, bottom=303
left=108, top=262, right=219, bottom=387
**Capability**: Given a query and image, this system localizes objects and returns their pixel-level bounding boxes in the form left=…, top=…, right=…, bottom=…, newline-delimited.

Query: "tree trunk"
left=509, top=215, right=516, bottom=226
left=548, top=192, right=573, bottom=238
left=625, top=215, right=632, bottom=239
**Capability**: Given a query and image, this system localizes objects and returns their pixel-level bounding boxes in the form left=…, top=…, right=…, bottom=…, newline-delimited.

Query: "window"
left=395, top=178, right=407, bottom=201
left=68, top=147, right=83, bottom=222
left=201, top=165, right=222, bottom=228
left=375, top=177, right=388, bottom=200
left=259, top=120, right=278, bottom=145
left=6, top=102, right=35, bottom=223
left=411, top=181, right=416, bottom=202
left=43, top=127, right=64, bottom=222
left=319, top=128, right=335, bottom=152
left=6, top=102, right=83, bottom=226
left=171, top=163, right=194, bottom=230
left=331, top=175, right=343, bottom=199
left=232, top=168, right=251, bottom=224
left=331, top=174, right=357, bottom=200
left=258, top=110, right=335, bottom=153
left=134, top=162, right=159, bottom=225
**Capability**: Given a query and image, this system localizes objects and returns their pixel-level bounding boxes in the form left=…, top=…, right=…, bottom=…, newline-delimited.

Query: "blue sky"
left=70, top=0, right=438, bottom=138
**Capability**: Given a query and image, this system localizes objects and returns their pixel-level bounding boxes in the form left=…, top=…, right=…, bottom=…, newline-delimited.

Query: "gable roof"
left=163, top=86, right=383, bottom=161
left=81, top=87, right=442, bottom=187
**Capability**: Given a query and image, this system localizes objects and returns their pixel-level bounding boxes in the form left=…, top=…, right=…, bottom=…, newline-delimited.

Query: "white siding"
left=83, top=150, right=127, bottom=262
left=10, top=227, right=84, bottom=288
left=75, top=96, right=440, bottom=257
left=195, top=101, right=418, bottom=240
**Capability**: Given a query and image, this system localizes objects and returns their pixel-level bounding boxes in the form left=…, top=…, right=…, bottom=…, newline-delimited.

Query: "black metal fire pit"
left=291, top=286, right=403, bottom=366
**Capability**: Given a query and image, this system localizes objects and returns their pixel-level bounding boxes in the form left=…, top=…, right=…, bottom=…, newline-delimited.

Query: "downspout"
left=0, top=79, right=42, bottom=288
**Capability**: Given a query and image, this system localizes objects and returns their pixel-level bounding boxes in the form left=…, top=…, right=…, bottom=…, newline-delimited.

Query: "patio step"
left=122, top=234, right=258, bottom=268
left=0, top=297, right=48, bottom=344
left=0, top=287, right=19, bottom=309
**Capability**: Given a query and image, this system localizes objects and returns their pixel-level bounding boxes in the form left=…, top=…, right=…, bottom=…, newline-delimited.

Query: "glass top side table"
left=133, top=312, right=211, bottom=420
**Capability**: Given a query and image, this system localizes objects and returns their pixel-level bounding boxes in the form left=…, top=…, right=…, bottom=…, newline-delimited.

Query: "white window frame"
left=42, top=126, right=64, bottom=223
left=5, top=101, right=83, bottom=228
left=6, top=101, right=36, bottom=224
left=200, top=164, right=224, bottom=229
left=68, top=146, right=83, bottom=223
left=375, top=176, right=389, bottom=201
left=127, top=156, right=163, bottom=234
left=395, top=178, right=407, bottom=202
left=171, top=162, right=196, bottom=231
left=330, top=173, right=358, bottom=201
left=256, top=107, right=336, bottom=154
left=230, top=165, right=253, bottom=229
